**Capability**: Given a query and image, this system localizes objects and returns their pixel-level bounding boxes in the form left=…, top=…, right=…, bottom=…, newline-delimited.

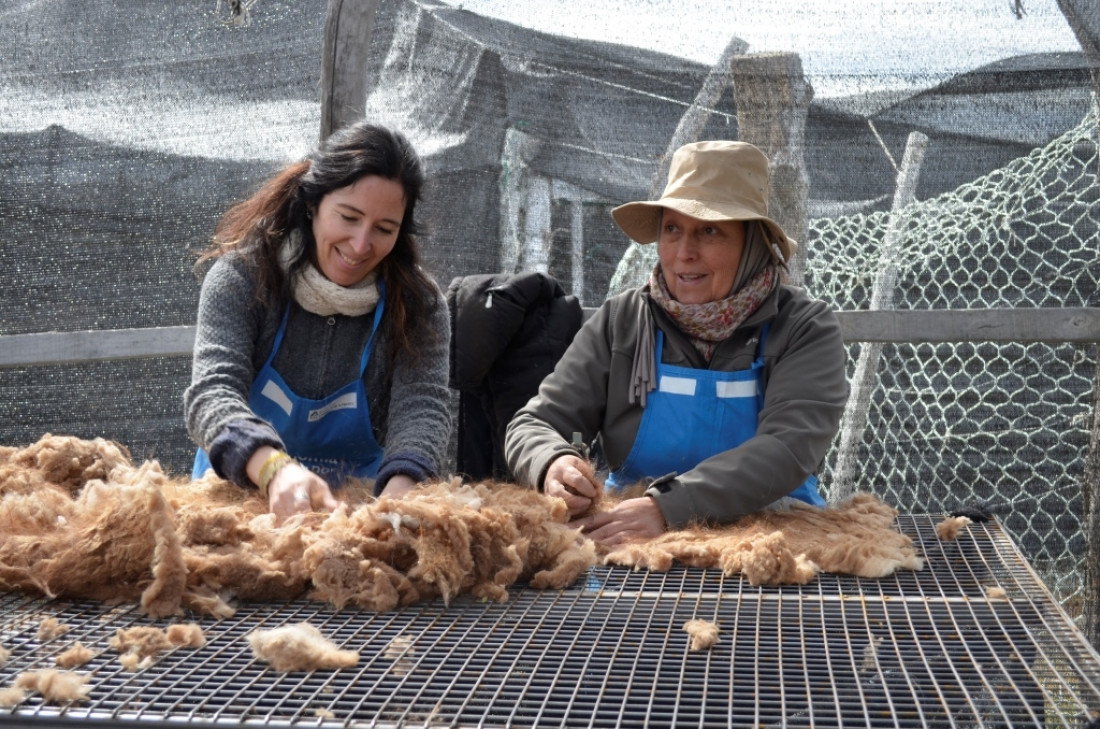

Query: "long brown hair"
left=198, top=122, right=437, bottom=364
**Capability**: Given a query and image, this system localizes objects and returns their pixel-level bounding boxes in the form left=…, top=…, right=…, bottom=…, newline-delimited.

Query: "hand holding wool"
left=574, top=495, right=666, bottom=546
left=378, top=474, right=420, bottom=500
left=267, top=462, right=338, bottom=522
left=544, top=454, right=599, bottom=518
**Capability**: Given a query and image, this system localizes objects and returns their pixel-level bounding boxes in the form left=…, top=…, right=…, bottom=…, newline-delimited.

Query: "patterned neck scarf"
left=628, top=222, right=781, bottom=405
left=648, top=263, right=776, bottom=360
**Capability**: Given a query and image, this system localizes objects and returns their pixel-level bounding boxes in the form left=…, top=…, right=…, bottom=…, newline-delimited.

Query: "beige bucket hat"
left=611, top=140, right=793, bottom=263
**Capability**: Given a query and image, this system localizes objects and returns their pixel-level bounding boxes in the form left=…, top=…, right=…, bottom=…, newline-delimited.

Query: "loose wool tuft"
left=9, top=669, right=90, bottom=704
left=54, top=643, right=95, bottom=669
left=248, top=623, right=359, bottom=672
left=37, top=618, right=69, bottom=642
left=0, top=686, right=24, bottom=708
left=683, top=619, right=720, bottom=651
left=935, top=515, right=972, bottom=541
left=108, top=623, right=206, bottom=671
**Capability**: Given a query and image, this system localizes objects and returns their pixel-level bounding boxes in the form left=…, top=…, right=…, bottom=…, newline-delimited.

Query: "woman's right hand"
left=267, top=461, right=339, bottom=521
left=544, top=454, right=598, bottom=518
left=247, top=446, right=339, bottom=521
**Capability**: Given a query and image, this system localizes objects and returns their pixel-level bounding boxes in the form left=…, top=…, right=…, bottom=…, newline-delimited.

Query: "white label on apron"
left=716, top=380, right=758, bottom=399
left=260, top=380, right=294, bottom=416
left=658, top=375, right=697, bottom=396
left=308, top=392, right=358, bottom=422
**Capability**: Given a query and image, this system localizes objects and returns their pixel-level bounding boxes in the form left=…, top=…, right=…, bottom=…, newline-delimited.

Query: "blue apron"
left=605, top=324, right=824, bottom=507
left=192, top=293, right=387, bottom=487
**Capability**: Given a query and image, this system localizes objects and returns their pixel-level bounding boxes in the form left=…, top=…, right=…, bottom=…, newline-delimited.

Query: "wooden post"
left=1082, top=347, right=1100, bottom=648
left=320, top=0, right=381, bottom=140
left=1055, top=0, right=1100, bottom=176
left=498, top=129, right=552, bottom=274
left=1084, top=353, right=1100, bottom=646
left=570, top=198, right=585, bottom=300
left=830, top=131, right=929, bottom=503
left=728, top=52, right=813, bottom=285
left=1065, top=0, right=1100, bottom=639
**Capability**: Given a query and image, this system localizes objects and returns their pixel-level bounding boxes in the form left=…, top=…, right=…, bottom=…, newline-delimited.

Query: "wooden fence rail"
left=0, top=326, right=197, bottom=369
left=3, top=308, right=1100, bottom=369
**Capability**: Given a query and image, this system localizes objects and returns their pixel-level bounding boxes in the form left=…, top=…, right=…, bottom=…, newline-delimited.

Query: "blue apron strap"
left=358, top=282, right=386, bottom=373
left=265, top=305, right=292, bottom=368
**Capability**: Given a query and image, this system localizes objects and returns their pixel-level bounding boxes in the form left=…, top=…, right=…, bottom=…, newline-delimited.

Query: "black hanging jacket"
left=447, top=272, right=583, bottom=481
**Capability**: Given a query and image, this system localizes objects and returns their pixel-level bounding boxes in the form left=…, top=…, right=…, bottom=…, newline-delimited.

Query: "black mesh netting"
left=2, top=0, right=1098, bottom=624
left=1, top=0, right=325, bottom=475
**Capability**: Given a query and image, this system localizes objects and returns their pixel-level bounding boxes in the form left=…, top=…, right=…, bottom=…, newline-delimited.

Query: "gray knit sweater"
left=184, top=253, right=452, bottom=492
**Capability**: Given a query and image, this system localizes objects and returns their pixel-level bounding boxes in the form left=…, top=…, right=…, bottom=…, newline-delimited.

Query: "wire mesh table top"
left=0, top=515, right=1097, bottom=728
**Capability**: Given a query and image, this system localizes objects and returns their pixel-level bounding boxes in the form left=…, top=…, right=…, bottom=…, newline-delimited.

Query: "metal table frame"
left=1, top=515, right=1098, bottom=727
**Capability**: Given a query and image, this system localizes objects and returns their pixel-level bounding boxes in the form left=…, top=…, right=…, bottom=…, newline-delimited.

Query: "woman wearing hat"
left=504, top=140, right=848, bottom=545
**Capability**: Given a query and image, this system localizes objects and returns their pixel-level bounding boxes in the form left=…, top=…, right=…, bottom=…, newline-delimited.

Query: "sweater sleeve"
left=504, top=299, right=614, bottom=489
left=373, top=283, right=453, bottom=492
left=206, top=416, right=284, bottom=486
left=183, top=256, right=287, bottom=487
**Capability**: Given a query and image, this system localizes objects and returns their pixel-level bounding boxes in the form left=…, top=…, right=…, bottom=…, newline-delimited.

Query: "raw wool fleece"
left=0, top=436, right=186, bottom=617
left=0, top=435, right=922, bottom=615
left=304, top=479, right=597, bottom=610
left=0, top=435, right=595, bottom=617
left=598, top=484, right=924, bottom=585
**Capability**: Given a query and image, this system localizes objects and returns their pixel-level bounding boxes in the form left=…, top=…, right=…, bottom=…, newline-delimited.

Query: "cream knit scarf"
left=279, top=232, right=380, bottom=317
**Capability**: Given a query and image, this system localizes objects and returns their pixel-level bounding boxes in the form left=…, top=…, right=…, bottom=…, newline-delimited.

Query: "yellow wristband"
left=257, top=451, right=293, bottom=498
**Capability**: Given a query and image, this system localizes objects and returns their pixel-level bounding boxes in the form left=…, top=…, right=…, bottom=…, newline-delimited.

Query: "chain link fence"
left=805, top=107, right=1100, bottom=617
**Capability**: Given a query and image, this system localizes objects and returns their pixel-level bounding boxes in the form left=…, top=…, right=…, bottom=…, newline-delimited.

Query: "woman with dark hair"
left=185, top=122, right=451, bottom=520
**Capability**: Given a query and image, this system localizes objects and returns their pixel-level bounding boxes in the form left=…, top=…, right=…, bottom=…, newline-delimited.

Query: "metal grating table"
left=1, top=515, right=1098, bottom=728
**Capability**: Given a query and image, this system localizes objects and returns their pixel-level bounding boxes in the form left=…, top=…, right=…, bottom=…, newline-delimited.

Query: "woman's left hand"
left=378, top=474, right=420, bottom=500
left=572, top=496, right=666, bottom=546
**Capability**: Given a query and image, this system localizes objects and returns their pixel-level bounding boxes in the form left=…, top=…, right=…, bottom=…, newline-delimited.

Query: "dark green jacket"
left=505, top=284, right=848, bottom=528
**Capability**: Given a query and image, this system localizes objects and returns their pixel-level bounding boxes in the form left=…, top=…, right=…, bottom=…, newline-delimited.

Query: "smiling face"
left=310, top=175, right=407, bottom=287
left=657, top=208, right=745, bottom=304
